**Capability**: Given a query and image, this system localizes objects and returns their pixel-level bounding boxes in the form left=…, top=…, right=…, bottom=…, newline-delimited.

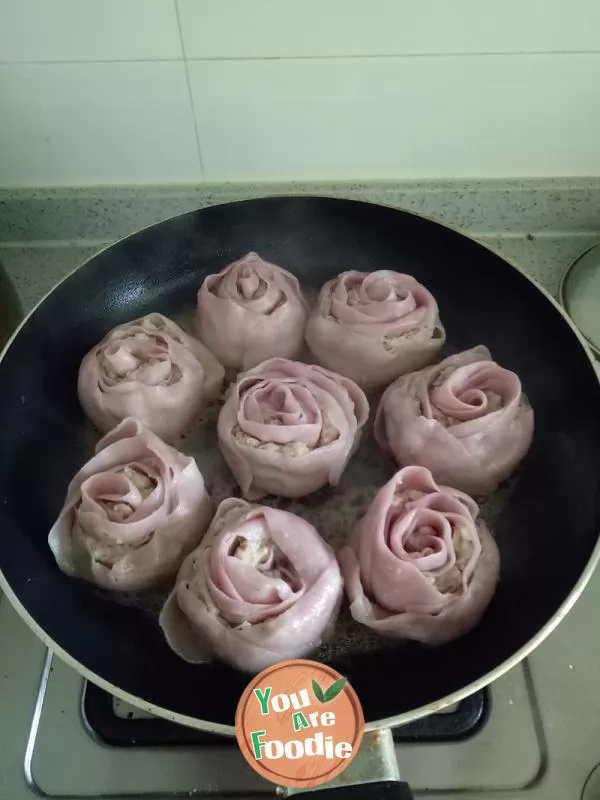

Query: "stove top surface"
left=4, top=569, right=600, bottom=800
left=22, top=629, right=541, bottom=797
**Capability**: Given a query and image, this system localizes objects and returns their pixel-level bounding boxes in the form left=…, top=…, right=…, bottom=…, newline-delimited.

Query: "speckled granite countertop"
left=1, top=178, right=599, bottom=310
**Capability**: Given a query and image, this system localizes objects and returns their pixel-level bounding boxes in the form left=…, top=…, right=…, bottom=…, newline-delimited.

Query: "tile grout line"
left=174, top=0, right=205, bottom=180
left=0, top=58, right=183, bottom=65
left=3, top=50, right=600, bottom=66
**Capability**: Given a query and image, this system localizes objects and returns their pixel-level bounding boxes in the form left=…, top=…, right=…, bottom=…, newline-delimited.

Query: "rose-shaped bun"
left=48, top=418, right=212, bottom=591
left=339, top=466, right=499, bottom=644
left=375, top=345, right=534, bottom=495
left=217, top=358, right=369, bottom=499
left=305, top=270, right=445, bottom=389
left=78, top=313, right=224, bottom=442
left=195, top=252, right=308, bottom=371
left=159, top=498, right=343, bottom=672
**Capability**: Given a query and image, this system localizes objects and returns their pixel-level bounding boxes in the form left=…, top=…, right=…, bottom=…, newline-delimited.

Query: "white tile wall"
left=0, top=0, right=182, bottom=62
left=178, top=0, right=600, bottom=58
left=188, top=54, right=600, bottom=181
left=0, top=63, right=201, bottom=185
left=1, top=0, right=600, bottom=186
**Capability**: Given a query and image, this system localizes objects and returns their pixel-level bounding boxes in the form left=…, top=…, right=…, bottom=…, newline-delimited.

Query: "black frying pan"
left=1, top=197, right=599, bottom=760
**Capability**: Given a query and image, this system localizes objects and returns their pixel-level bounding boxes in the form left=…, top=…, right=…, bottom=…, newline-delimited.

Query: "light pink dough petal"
left=375, top=346, right=534, bottom=494
left=305, top=270, right=445, bottom=389
left=339, top=523, right=499, bottom=645
left=159, top=498, right=343, bottom=672
left=195, top=252, right=308, bottom=370
left=217, top=358, right=369, bottom=499
left=48, top=418, right=212, bottom=591
left=78, top=313, right=224, bottom=442
left=338, top=466, right=500, bottom=645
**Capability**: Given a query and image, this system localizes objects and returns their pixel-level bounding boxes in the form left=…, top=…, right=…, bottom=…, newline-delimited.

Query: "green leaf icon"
left=312, top=679, right=325, bottom=703
left=323, top=677, right=347, bottom=702
left=312, top=677, right=347, bottom=703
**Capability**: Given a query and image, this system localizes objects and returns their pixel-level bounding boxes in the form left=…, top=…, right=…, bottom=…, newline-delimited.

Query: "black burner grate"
left=82, top=683, right=489, bottom=748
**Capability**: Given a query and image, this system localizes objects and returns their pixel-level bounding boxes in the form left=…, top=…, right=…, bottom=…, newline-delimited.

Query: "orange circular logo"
left=235, top=659, right=364, bottom=788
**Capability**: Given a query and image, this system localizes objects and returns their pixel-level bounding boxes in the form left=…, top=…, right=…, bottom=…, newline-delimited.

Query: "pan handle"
left=281, top=729, right=413, bottom=799
left=287, top=781, right=413, bottom=799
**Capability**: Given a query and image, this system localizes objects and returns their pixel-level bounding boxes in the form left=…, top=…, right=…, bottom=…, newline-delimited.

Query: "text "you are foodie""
left=236, top=660, right=364, bottom=788
left=251, top=680, right=352, bottom=761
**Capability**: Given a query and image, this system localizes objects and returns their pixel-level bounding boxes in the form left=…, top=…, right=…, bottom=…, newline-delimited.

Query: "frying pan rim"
left=1, top=194, right=599, bottom=736
left=558, top=240, right=600, bottom=358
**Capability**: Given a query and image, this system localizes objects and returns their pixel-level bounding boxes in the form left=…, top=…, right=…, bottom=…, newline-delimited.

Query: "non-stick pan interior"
left=1, top=196, right=599, bottom=728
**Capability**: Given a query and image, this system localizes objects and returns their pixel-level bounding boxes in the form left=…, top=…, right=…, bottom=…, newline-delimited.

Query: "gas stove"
left=2, top=223, right=600, bottom=800
left=1, top=565, right=599, bottom=799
